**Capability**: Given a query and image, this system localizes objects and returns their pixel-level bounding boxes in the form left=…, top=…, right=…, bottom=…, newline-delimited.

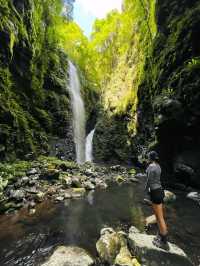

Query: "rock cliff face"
left=0, top=0, right=75, bottom=161
left=137, top=0, right=200, bottom=187
left=94, top=0, right=200, bottom=188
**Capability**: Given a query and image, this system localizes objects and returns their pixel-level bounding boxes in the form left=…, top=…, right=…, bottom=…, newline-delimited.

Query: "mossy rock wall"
left=0, top=0, right=75, bottom=161
left=137, top=0, right=200, bottom=187
left=93, top=0, right=200, bottom=188
left=93, top=0, right=156, bottom=163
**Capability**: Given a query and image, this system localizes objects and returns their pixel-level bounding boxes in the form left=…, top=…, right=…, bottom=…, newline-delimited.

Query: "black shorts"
left=150, top=188, right=164, bottom=204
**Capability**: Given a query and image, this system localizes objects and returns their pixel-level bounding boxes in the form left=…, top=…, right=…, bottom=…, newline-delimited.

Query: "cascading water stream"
left=68, top=61, right=86, bottom=164
left=85, top=129, right=95, bottom=162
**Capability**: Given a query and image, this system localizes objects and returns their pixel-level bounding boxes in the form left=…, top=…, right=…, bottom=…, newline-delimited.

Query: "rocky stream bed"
left=0, top=157, right=200, bottom=265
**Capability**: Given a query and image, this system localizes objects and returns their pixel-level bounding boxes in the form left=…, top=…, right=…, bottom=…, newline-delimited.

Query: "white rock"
left=55, top=196, right=64, bottom=202
left=187, top=192, right=200, bottom=202
left=84, top=181, right=95, bottom=190
left=64, top=192, right=72, bottom=199
left=145, top=215, right=156, bottom=226
left=41, top=246, right=94, bottom=266
left=27, top=168, right=38, bottom=175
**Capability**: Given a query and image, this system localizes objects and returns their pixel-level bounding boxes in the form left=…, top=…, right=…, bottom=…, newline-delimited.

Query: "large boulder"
left=96, top=228, right=141, bottom=266
left=173, top=150, right=200, bottom=188
left=41, top=246, right=94, bottom=266
left=128, top=227, right=193, bottom=266
left=96, top=228, right=121, bottom=264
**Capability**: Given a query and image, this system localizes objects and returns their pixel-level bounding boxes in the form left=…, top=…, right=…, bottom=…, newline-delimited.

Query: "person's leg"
left=152, top=203, right=168, bottom=236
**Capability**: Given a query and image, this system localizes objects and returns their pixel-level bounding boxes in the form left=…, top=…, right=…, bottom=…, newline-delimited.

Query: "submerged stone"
left=41, top=246, right=94, bottom=266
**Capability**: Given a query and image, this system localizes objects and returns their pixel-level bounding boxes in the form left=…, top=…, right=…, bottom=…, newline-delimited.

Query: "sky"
left=73, top=0, right=122, bottom=37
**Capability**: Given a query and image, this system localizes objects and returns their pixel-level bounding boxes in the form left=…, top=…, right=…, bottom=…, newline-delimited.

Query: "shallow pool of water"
left=0, top=183, right=199, bottom=265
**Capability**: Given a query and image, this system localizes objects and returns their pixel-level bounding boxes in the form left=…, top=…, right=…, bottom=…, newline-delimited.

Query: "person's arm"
left=145, top=166, right=156, bottom=191
left=144, top=167, right=150, bottom=191
left=147, top=167, right=157, bottom=190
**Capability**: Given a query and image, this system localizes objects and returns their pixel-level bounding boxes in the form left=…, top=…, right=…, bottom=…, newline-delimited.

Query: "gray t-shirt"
left=145, top=163, right=162, bottom=191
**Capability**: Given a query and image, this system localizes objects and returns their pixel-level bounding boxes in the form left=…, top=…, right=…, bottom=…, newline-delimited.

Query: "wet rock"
left=71, top=188, right=86, bottom=198
left=84, top=168, right=95, bottom=177
left=0, top=178, right=8, bottom=191
left=95, top=179, right=108, bottom=189
left=96, top=227, right=121, bottom=264
left=35, top=191, right=45, bottom=202
left=97, top=228, right=140, bottom=266
left=1, top=201, right=22, bottom=213
left=10, top=189, right=25, bottom=201
left=60, top=175, right=72, bottom=187
left=115, top=231, right=141, bottom=266
left=110, top=165, right=125, bottom=172
left=64, top=192, right=72, bottom=199
left=41, top=246, right=94, bottom=266
left=72, top=177, right=82, bottom=188
left=128, top=227, right=193, bottom=266
left=84, top=181, right=95, bottom=190
left=164, top=190, right=176, bottom=203
left=21, top=176, right=29, bottom=185
left=187, top=192, right=200, bottom=204
left=114, top=175, right=126, bottom=183
left=55, top=196, right=64, bottom=202
left=27, top=168, right=38, bottom=175
left=47, top=186, right=57, bottom=196
left=28, top=179, right=37, bottom=186
left=174, top=163, right=195, bottom=184
left=145, top=215, right=156, bottom=227
left=25, top=187, right=38, bottom=194
left=115, top=245, right=141, bottom=266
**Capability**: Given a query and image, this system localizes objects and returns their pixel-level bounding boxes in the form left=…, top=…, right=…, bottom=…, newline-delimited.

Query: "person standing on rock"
left=145, top=151, right=169, bottom=249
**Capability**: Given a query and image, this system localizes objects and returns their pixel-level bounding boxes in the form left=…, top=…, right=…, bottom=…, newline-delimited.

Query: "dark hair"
left=148, top=151, right=159, bottom=162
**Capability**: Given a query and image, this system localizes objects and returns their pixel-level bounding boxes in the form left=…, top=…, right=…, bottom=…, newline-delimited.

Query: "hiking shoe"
left=153, top=233, right=161, bottom=242
left=152, top=236, right=170, bottom=251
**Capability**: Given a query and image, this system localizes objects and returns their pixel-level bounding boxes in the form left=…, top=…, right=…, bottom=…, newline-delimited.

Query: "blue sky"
left=73, top=0, right=122, bottom=37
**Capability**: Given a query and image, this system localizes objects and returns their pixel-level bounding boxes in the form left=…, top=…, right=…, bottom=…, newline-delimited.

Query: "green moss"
left=93, top=0, right=157, bottom=162
left=0, top=0, right=70, bottom=161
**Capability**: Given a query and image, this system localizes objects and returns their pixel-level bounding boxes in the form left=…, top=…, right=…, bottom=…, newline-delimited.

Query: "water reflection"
left=0, top=184, right=199, bottom=265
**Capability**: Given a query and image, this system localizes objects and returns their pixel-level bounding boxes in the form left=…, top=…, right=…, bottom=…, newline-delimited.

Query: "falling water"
left=85, top=129, right=95, bottom=162
left=68, top=61, right=86, bottom=164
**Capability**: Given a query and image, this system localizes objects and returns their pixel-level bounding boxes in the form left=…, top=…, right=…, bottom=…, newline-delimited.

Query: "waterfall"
left=68, top=61, right=86, bottom=164
left=85, top=129, right=95, bottom=162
